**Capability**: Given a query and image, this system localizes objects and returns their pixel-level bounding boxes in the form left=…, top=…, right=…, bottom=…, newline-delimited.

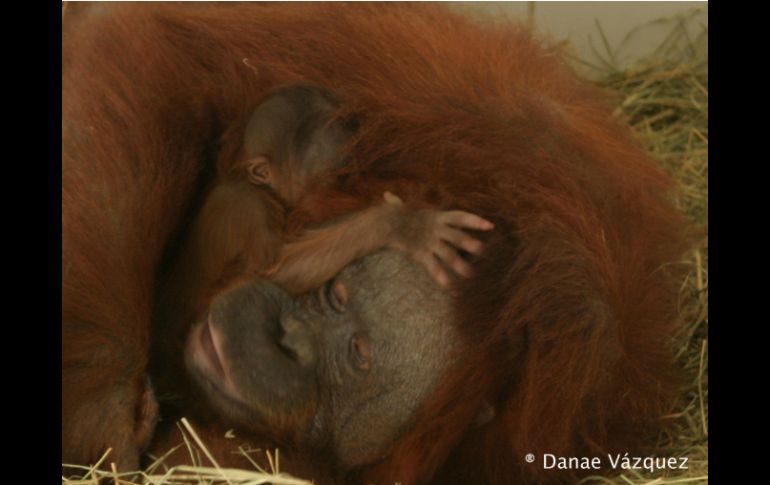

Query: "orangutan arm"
left=266, top=192, right=494, bottom=294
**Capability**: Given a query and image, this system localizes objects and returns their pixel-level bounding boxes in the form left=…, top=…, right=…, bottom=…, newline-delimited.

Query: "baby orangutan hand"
left=382, top=191, right=494, bottom=288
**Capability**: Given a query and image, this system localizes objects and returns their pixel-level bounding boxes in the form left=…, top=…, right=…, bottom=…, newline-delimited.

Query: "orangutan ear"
left=471, top=401, right=496, bottom=429
left=247, top=155, right=272, bottom=185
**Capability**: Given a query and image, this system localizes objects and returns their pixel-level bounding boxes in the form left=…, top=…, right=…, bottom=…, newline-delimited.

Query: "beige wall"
left=451, top=2, right=707, bottom=71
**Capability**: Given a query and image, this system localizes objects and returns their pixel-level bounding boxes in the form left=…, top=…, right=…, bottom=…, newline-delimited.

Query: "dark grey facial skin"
left=185, top=250, right=459, bottom=468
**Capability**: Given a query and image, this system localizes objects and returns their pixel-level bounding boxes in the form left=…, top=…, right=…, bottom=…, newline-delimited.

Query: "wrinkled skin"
left=185, top=250, right=460, bottom=468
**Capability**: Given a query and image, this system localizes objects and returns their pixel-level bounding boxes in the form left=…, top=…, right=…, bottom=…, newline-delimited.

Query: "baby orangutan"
left=173, top=84, right=493, bottom=308
left=149, top=84, right=493, bottom=458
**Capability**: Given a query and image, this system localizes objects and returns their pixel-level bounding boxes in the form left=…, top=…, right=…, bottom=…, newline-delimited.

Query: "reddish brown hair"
left=63, top=4, right=690, bottom=483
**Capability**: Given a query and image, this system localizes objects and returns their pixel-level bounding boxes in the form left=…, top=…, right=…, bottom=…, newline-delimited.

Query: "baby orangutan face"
left=240, top=85, right=353, bottom=205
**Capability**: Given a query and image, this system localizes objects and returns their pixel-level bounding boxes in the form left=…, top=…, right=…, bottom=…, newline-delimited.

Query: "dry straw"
left=62, top=418, right=313, bottom=485
left=574, top=8, right=708, bottom=485
left=62, top=8, right=708, bottom=485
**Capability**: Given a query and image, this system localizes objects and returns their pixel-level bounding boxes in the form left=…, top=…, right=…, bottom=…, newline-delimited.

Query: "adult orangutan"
left=62, top=3, right=690, bottom=484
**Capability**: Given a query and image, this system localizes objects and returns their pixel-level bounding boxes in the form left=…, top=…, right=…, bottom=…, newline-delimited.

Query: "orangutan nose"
left=279, top=315, right=317, bottom=367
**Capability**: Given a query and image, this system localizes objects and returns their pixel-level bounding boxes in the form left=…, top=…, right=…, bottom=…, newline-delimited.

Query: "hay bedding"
left=62, top=8, right=708, bottom=485
left=572, top=9, right=708, bottom=485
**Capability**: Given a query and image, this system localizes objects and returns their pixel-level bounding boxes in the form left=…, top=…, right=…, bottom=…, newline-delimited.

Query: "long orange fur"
left=63, top=4, right=691, bottom=484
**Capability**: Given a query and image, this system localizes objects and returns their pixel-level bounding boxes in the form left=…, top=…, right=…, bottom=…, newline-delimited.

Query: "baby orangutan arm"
left=266, top=192, right=494, bottom=294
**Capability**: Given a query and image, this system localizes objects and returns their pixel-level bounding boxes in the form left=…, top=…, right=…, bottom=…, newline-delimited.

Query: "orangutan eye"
left=325, top=280, right=347, bottom=313
left=349, top=335, right=371, bottom=371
